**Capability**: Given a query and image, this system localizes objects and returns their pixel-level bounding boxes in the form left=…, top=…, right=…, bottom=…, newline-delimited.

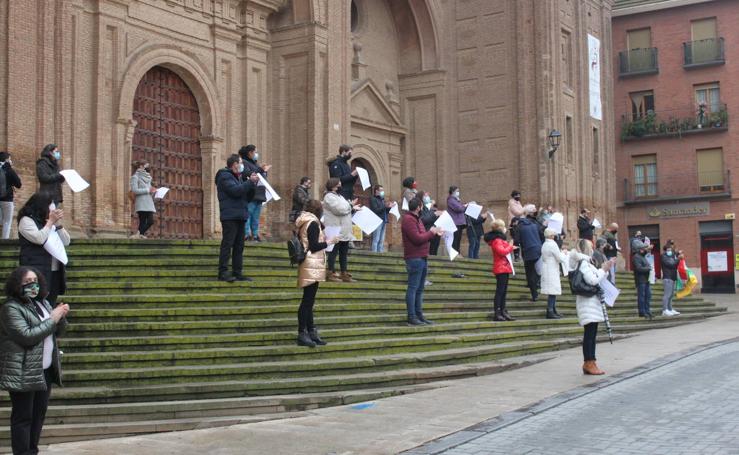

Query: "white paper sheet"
left=506, top=253, right=515, bottom=276
left=599, top=276, right=620, bottom=307
left=443, top=231, right=458, bottom=261
left=592, top=218, right=602, bottom=229
left=154, top=187, right=169, bottom=199
left=402, top=198, right=409, bottom=211
left=488, top=211, right=495, bottom=221
left=59, top=170, right=90, bottom=193
left=43, top=227, right=68, bottom=265
left=434, top=211, right=458, bottom=233
left=389, top=203, right=401, bottom=221
left=351, top=206, right=383, bottom=235
left=257, top=174, right=281, bottom=202
left=356, top=167, right=371, bottom=191
left=465, top=202, right=483, bottom=219
left=324, top=226, right=341, bottom=252
left=707, top=251, right=728, bottom=272
left=548, top=212, right=564, bottom=234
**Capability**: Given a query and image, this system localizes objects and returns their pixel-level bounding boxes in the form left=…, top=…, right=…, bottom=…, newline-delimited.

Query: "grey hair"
left=544, top=228, right=558, bottom=239
left=576, top=238, right=594, bottom=256
left=522, top=204, right=537, bottom=215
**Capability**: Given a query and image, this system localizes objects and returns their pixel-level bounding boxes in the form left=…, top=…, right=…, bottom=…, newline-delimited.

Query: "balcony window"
left=685, top=18, right=724, bottom=67
left=697, top=148, right=724, bottom=192
left=633, top=155, right=657, bottom=197
left=631, top=91, right=655, bottom=121
left=695, top=83, right=721, bottom=113
left=620, top=28, right=658, bottom=77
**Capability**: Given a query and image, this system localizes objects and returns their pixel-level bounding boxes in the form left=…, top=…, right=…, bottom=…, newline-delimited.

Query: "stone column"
left=200, top=135, right=224, bottom=238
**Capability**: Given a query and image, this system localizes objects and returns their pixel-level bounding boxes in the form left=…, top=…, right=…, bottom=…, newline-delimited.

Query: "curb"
left=402, top=335, right=739, bottom=454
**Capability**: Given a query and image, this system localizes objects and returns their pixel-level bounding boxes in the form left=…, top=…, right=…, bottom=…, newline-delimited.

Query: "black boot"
left=297, top=330, right=316, bottom=348
left=553, top=306, right=563, bottom=318
left=502, top=306, right=515, bottom=321
left=546, top=309, right=561, bottom=319
left=308, top=328, right=327, bottom=346
left=493, top=308, right=506, bottom=321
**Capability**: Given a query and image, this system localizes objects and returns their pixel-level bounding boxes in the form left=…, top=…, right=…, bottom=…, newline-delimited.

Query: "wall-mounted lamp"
left=547, top=129, right=562, bottom=159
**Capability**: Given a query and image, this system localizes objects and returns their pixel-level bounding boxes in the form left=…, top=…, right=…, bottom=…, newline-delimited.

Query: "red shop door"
left=700, top=235, right=735, bottom=293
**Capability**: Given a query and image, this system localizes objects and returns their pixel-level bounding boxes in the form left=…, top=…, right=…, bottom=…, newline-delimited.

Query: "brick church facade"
left=0, top=0, right=616, bottom=241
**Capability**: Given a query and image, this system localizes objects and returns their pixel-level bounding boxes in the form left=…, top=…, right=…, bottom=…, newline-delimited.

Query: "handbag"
left=568, top=260, right=600, bottom=297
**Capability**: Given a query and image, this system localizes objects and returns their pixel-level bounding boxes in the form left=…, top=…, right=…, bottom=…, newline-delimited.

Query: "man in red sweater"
left=401, top=198, right=443, bottom=325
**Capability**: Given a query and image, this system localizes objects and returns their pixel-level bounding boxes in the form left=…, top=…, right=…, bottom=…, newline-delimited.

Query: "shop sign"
left=647, top=202, right=709, bottom=219
left=735, top=254, right=739, bottom=271
left=725, top=213, right=736, bottom=220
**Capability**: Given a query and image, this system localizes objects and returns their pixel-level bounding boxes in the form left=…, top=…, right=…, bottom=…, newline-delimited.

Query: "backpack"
left=0, top=166, right=7, bottom=199
left=568, top=260, right=600, bottom=297
left=287, top=233, right=306, bottom=266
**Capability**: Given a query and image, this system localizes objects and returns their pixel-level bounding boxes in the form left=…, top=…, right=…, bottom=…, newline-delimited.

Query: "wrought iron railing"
left=624, top=170, right=731, bottom=203
left=618, top=47, right=659, bottom=76
left=620, top=104, right=728, bottom=140
left=684, top=37, right=725, bottom=67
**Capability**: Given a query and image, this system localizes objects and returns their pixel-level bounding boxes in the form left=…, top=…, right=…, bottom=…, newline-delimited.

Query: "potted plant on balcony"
left=697, top=102, right=707, bottom=129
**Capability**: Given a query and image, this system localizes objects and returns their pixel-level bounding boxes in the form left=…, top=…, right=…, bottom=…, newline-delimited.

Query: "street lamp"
left=547, top=129, right=562, bottom=159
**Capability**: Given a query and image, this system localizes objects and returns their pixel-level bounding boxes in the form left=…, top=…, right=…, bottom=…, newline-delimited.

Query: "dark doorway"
left=699, top=220, right=735, bottom=293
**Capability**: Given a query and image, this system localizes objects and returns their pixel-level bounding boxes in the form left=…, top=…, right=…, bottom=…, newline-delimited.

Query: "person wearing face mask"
left=327, top=144, right=359, bottom=202
left=323, top=178, right=362, bottom=282
left=446, top=186, right=468, bottom=255
left=517, top=204, right=545, bottom=303
left=508, top=191, right=524, bottom=261
left=238, top=145, right=272, bottom=242
left=660, top=243, right=682, bottom=317
left=0, top=151, right=23, bottom=240
left=417, top=192, right=442, bottom=258
left=631, top=239, right=653, bottom=319
left=0, top=266, right=69, bottom=455
left=36, top=144, right=66, bottom=206
left=401, top=177, right=418, bottom=207
left=17, top=192, right=70, bottom=306
left=129, top=160, right=158, bottom=239
left=602, top=223, right=620, bottom=285
left=484, top=219, right=517, bottom=321
left=369, top=185, right=394, bottom=253
left=289, top=177, right=313, bottom=224
left=215, top=154, right=259, bottom=282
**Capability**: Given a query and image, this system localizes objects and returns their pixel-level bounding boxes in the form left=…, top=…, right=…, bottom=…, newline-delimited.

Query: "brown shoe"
left=327, top=272, right=342, bottom=283
left=340, top=272, right=357, bottom=283
left=582, top=360, right=605, bottom=375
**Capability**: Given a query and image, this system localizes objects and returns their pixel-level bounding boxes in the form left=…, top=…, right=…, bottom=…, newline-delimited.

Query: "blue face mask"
left=379, top=191, right=385, bottom=198
left=237, top=163, right=244, bottom=173
left=52, top=151, right=61, bottom=160
left=666, top=251, right=673, bottom=256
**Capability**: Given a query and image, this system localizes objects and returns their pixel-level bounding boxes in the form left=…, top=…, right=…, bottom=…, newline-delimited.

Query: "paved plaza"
left=410, top=340, right=739, bottom=455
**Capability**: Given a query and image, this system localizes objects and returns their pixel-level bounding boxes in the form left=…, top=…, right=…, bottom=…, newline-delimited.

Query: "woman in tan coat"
left=295, top=199, right=339, bottom=347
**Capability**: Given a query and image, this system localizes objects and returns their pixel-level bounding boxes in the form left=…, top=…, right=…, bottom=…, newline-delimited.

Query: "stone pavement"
left=45, top=294, right=739, bottom=455
left=410, top=339, right=739, bottom=455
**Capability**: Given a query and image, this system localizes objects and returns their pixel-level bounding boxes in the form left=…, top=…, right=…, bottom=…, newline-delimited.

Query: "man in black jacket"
left=369, top=185, right=393, bottom=253
left=289, top=177, right=312, bottom=223
left=36, top=144, right=65, bottom=205
left=327, top=144, right=358, bottom=201
left=660, top=243, right=681, bottom=316
left=0, top=151, right=22, bottom=239
left=577, top=208, right=595, bottom=241
left=238, top=145, right=272, bottom=242
left=631, top=240, right=653, bottom=318
left=215, top=154, right=258, bottom=282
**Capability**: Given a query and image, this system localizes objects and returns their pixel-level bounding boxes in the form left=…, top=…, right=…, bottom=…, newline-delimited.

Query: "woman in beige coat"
left=295, top=199, right=339, bottom=347
left=322, top=177, right=361, bottom=282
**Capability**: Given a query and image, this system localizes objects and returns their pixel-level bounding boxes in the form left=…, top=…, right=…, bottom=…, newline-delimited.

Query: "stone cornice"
left=613, top=0, right=716, bottom=17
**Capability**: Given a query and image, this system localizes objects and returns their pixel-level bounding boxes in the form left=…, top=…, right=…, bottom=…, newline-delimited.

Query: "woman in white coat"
left=540, top=228, right=569, bottom=319
left=569, top=239, right=615, bottom=376
left=322, top=177, right=361, bottom=283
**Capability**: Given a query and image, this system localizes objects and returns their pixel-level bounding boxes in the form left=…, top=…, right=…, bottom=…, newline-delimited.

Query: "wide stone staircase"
left=0, top=239, right=727, bottom=449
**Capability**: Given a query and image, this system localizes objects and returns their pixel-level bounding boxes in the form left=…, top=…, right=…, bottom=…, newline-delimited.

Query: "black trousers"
left=523, top=259, right=540, bottom=301
left=218, top=220, right=246, bottom=276
left=298, top=282, right=319, bottom=332
left=494, top=273, right=509, bottom=312
left=327, top=241, right=349, bottom=273
left=9, top=369, right=53, bottom=455
left=429, top=235, right=440, bottom=256
left=47, top=271, right=64, bottom=307
left=452, top=225, right=466, bottom=252
left=137, top=211, right=155, bottom=235
left=583, top=322, right=599, bottom=361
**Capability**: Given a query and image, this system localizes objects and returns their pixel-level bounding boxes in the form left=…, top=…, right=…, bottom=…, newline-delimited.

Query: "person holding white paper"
left=327, top=144, right=358, bottom=201
left=369, top=185, right=393, bottom=253
left=540, top=229, right=570, bottom=319
left=446, top=186, right=467, bottom=255
left=577, top=208, right=596, bottom=241
left=17, top=192, right=70, bottom=305
left=323, top=178, right=361, bottom=283
left=36, top=144, right=66, bottom=205
left=129, top=160, right=158, bottom=239
left=294, top=200, right=340, bottom=348
left=239, top=145, right=271, bottom=242
left=465, top=211, right=489, bottom=259
left=418, top=191, right=442, bottom=257
left=401, top=177, right=418, bottom=207
left=401, top=198, right=443, bottom=325
left=484, top=219, right=517, bottom=321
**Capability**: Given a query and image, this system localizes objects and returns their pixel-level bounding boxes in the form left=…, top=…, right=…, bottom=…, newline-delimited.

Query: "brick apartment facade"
left=613, top=0, right=738, bottom=292
left=0, top=0, right=616, bottom=247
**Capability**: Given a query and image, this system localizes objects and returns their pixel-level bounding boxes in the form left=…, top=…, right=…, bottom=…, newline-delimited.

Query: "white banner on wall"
left=588, top=34, right=602, bottom=121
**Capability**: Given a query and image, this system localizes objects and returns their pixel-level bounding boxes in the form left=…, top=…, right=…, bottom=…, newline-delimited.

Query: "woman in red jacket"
left=484, top=219, right=517, bottom=321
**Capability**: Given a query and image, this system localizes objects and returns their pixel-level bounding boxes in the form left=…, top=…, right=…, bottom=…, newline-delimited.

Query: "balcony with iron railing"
left=623, top=170, right=731, bottom=205
left=619, top=47, right=659, bottom=77
left=684, top=37, right=725, bottom=68
left=620, top=104, right=728, bottom=141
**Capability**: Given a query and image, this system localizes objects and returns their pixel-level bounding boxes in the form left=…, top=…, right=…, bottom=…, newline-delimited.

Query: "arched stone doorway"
left=131, top=66, right=203, bottom=239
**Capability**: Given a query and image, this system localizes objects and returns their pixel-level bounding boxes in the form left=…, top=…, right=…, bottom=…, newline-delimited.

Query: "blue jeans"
left=405, top=258, right=428, bottom=320
left=467, top=229, right=481, bottom=259
left=371, top=222, right=387, bottom=253
left=245, top=202, right=263, bottom=238
left=637, top=282, right=652, bottom=315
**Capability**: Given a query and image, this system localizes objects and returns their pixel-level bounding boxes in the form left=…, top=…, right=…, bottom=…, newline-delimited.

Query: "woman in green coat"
left=0, top=267, right=69, bottom=455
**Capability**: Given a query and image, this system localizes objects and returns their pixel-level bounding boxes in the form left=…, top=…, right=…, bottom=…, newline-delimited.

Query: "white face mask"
left=453, top=191, right=460, bottom=199
left=254, top=152, right=259, bottom=161
left=49, top=202, right=56, bottom=212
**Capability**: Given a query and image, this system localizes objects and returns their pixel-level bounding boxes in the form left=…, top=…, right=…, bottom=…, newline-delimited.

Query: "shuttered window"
left=691, top=18, right=717, bottom=41
left=697, top=148, right=724, bottom=191
left=627, top=28, right=651, bottom=49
